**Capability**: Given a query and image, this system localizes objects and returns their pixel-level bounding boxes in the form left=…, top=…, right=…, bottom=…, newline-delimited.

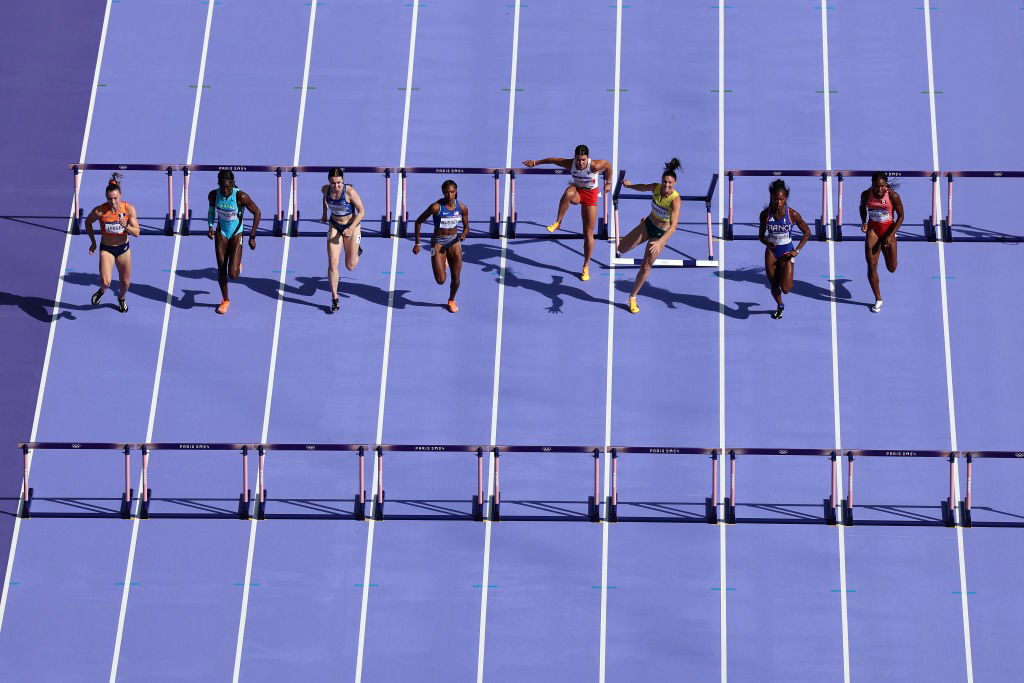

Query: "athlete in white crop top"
left=522, top=144, right=612, bottom=282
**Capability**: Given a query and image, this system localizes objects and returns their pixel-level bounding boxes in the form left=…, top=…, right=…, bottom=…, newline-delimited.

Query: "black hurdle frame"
left=69, top=164, right=180, bottom=236
left=834, top=170, right=940, bottom=242
left=396, top=168, right=503, bottom=239
left=507, top=168, right=610, bottom=239
left=941, top=171, right=1024, bottom=243
left=17, top=442, right=135, bottom=519
left=289, top=166, right=393, bottom=237
left=487, top=446, right=603, bottom=522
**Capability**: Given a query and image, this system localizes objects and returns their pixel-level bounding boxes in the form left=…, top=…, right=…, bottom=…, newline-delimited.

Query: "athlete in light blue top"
left=320, top=167, right=365, bottom=313
left=208, top=169, right=261, bottom=314
left=758, top=179, right=810, bottom=319
left=412, top=179, right=469, bottom=313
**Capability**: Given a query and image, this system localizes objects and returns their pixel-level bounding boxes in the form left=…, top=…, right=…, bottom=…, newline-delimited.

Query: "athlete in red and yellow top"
left=522, top=144, right=612, bottom=281
left=84, top=173, right=140, bottom=313
left=859, top=172, right=904, bottom=313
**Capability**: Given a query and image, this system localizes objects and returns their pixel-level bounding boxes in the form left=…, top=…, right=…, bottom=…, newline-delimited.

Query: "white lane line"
left=230, top=3, right=320, bottom=680
left=816, top=5, right=851, bottom=681
left=108, top=3, right=217, bottom=679
left=922, top=2, right=973, bottom=679
left=716, top=3, right=728, bottom=681
left=476, top=2, right=521, bottom=680
left=598, top=3, right=623, bottom=681
left=354, top=4, right=420, bottom=681
left=0, top=0, right=115, bottom=637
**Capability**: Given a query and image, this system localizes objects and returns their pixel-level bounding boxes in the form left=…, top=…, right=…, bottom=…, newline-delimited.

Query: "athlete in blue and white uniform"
left=412, top=179, right=469, bottom=313
left=758, top=179, right=810, bottom=319
left=320, top=167, right=365, bottom=313
left=207, top=169, right=261, bottom=314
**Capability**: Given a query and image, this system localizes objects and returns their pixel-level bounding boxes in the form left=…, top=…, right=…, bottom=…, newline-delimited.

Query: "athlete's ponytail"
left=768, top=179, right=790, bottom=198
left=105, top=173, right=124, bottom=195
left=662, top=158, right=681, bottom=180
left=870, top=171, right=900, bottom=191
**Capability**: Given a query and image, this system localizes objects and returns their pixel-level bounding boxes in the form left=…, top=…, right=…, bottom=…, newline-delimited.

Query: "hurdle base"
left=721, top=218, right=733, bottom=241
left=72, top=209, right=84, bottom=235
left=19, top=488, right=34, bottom=519
left=597, top=216, right=608, bottom=241
left=814, top=218, right=827, bottom=242
left=489, top=496, right=501, bottom=522
left=163, top=210, right=176, bottom=236
left=924, top=218, right=937, bottom=242
left=288, top=211, right=301, bottom=237
left=824, top=498, right=838, bottom=525
left=612, top=257, right=718, bottom=268
left=723, top=497, right=736, bottom=524
left=373, top=490, right=386, bottom=521
left=182, top=209, right=193, bottom=236
left=120, top=489, right=134, bottom=520
left=256, top=489, right=267, bottom=520
left=354, top=492, right=366, bottom=521
left=508, top=213, right=518, bottom=239
left=273, top=214, right=283, bottom=237
left=397, top=218, right=408, bottom=239
left=238, top=490, right=251, bottom=520
left=472, top=494, right=483, bottom=522
left=607, top=496, right=618, bottom=523
left=587, top=495, right=599, bottom=523
left=489, top=216, right=499, bottom=239
left=842, top=498, right=854, bottom=526
left=832, top=218, right=843, bottom=242
left=940, top=218, right=953, bottom=243
left=139, top=489, right=152, bottom=520
left=941, top=499, right=955, bottom=527
left=380, top=215, right=392, bottom=238
left=705, top=497, right=717, bottom=524
left=958, top=501, right=972, bottom=528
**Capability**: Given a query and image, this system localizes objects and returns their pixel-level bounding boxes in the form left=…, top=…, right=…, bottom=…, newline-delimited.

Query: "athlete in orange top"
left=859, top=172, right=904, bottom=313
left=84, top=173, right=140, bottom=313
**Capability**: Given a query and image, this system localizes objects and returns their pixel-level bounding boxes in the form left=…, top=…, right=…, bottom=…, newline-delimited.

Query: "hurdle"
left=181, top=165, right=287, bottom=236
left=488, top=445, right=604, bottom=522
left=396, top=167, right=502, bottom=239
left=839, top=450, right=958, bottom=527
left=959, top=450, right=1024, bottom=527
left=941, top=171, right=1024, bottom=243
left=610, top=171, right=719, bottom=267
left=604, top=447, right=719, bottom=523
left=507, top=167, right=610, bottom=239
left=288, top=166, right=394, bottom=237
left=17, top=442, right=134, bottom=519
left=69, top=164, right=179, bottom=236
left=834, top=170, right=940, bottom=242
left=723, top=170, right=832, bottom=242
left=721, top=448, right=836, bottom=524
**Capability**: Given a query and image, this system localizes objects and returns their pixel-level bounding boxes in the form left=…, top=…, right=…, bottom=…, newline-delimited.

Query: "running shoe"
left=91, top=288, right=104, bottom=306
left=216, top=299, right=231, bottom=315
left=330, top=297, right=339, bottom=313
left=870, top=300, right=883, bottom=313
left=546, top=221, right=560, bottom=233
left=447, top=299, right=459, bottom=313
left=628, top=296, right=640, bottom=314
left=580, top=265, right=590, bottom=282
left=770, top=305, right=785, bottom=320
left=117, top=297, right=128, bottom=313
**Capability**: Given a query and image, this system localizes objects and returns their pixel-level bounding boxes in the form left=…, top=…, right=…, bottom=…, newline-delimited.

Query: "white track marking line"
left=598, top=3, right=622, bottom=681
left=0, top=0, right=115, bottom=638
left=107, top=3, right=217, bottom=679
left=230, top=3, right=320, bottom=680
left=922, top=3, right=973, bottom=679
left=816, top=6, right=851, bottom=681
left=716, top=4, right=728, bottom=681
left=354, top=4, right=420, bottom=681
left=476, top=3, right=521, bottom=680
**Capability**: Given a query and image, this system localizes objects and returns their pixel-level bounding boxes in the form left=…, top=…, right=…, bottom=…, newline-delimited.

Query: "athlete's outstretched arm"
left=522, top=158, right=572, bottom=170
left=623, top=180, right=659, bottom=192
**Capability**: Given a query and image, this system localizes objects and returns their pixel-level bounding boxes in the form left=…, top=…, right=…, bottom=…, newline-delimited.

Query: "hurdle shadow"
left=946, top=505, right=1024, bottom=528
left=372, top=498, right=478, bottom=521
left=142, top=497, right=246, bottom=519
left=948, top=223, right=1024, bottom=243
left=292, top=275, right=439, bottom=313
left=493, top=499, right=593, bottom=522
left=62, top=271, right=214, bottom=311
left=259, top=497, right=366, bottom=521
left=5, top=496, right=125, bottom=519
left=715, top=266, right=864, bottom=308
left=614, top=280, right=761, bottom=319
left=612, top=500, right=714, bottom=523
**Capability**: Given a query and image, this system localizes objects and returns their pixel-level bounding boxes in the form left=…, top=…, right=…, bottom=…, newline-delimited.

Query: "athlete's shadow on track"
left=614, top=280, right=760, bottom=319
left=461, top=242, right=606, bottom=314
left=62, top=271, right=214, bottom=311
left=715, top=266, right=865, bottom=308
left=293, top=276, right=438, bottom=312
left=0, top=290, right=82, bottom=323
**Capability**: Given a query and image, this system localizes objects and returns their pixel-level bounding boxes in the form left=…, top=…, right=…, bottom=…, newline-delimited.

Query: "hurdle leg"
left=72, top=166, right=82, bottom=235
left=490, top=449, right=501, bottom=522
left=383, top=169, right=392, bottom=237
left=473, top=447, right=484, bottom=521
left=724, top=450, right=736, bottom=524
left=705, top=201, right=714, bottom=261
left=140, top=446, right=151, bottom=519
left=182, top=168, right=192, bottom=235
left=373, top=447, right=385, bottom=521
left=120, top=446, right=133, bottom=519
left=943, top=454, right=956, bottom=527
left=256, top=446, right=267, bottom=520
left=508, top=172, right=517, bottom=239
left=355, top=446, right=366, bottom=520
left=945, top=174, right=954, bottom=242
left=164, top=168, right=175, bottom=236
left=20, top=445, right=33, bottom=519
left=274, top=169, right=283, bottom=236
left=589, top=449, right=600, bottom=522
left=491, top=171, right=500, bottom=238
left=289, top=171, right=300, bottom=237
left=724, top=172, right=734, bottom=240
left=826, top=451, right=838, bottom=525
left=842, top=452, right=854, bottom=526
left=239, top=446, right=251, bottom=520
left=960, top=453, right=972, bottom=527
left=706, top=450, right=718, bottom=524
left=607, top=449, right=618, bottom=523
left=835, top=173, right=844, bottom=241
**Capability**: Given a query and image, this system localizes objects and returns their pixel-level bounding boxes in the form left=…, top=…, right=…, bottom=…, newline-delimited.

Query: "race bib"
left=103, top=221, right=125, bottom=234
left=868, top=208, right=890, bottom=223
left=216, top=207, right=238, bottom=223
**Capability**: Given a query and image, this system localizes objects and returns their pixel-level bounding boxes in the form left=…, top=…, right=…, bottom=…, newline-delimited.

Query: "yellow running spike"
left=628, top=296, right=639, bottom=314
left=546, top=221, right=560, bottom=233
left=580, top=265, right=590, bottom=281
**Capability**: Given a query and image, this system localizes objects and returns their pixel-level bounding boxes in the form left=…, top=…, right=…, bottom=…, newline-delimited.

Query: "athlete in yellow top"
left=616, top=159, right=682, bottom=313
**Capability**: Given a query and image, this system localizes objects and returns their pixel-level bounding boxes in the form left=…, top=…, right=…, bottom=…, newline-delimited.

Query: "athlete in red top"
left=859, top=172, right=904, bottom=313
left=84, top=173, right=140, bottom=313
left=522, top=144, right=612, bottom=281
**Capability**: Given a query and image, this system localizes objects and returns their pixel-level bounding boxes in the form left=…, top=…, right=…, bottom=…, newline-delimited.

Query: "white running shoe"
left=870, top=300, right=883, bottom=313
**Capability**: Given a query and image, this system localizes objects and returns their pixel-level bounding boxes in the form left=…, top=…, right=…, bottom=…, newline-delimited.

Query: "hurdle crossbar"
left=834, top=170, right=939, bottom=242
left=507, top=167, right=610, bottom=239
left=181, top=165, right=286, bottom=236
left=724, top=170, right=831, bottom=242
left=611, top=170, right=719, bottom=267
left=17, top=441, right=135, bottom=519
left=959, top=450, right=1024, bottom=527
left=941, top=171, right=1024, bottom=243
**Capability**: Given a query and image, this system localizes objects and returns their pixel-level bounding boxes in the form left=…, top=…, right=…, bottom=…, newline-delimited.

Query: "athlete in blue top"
left=412, top=179, right=469, bottom=313
left=320, top=167, right=365, bottom=313
left=208, top=170, right=261, bottom=314
left=758, top=179, right=810, bottom=319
